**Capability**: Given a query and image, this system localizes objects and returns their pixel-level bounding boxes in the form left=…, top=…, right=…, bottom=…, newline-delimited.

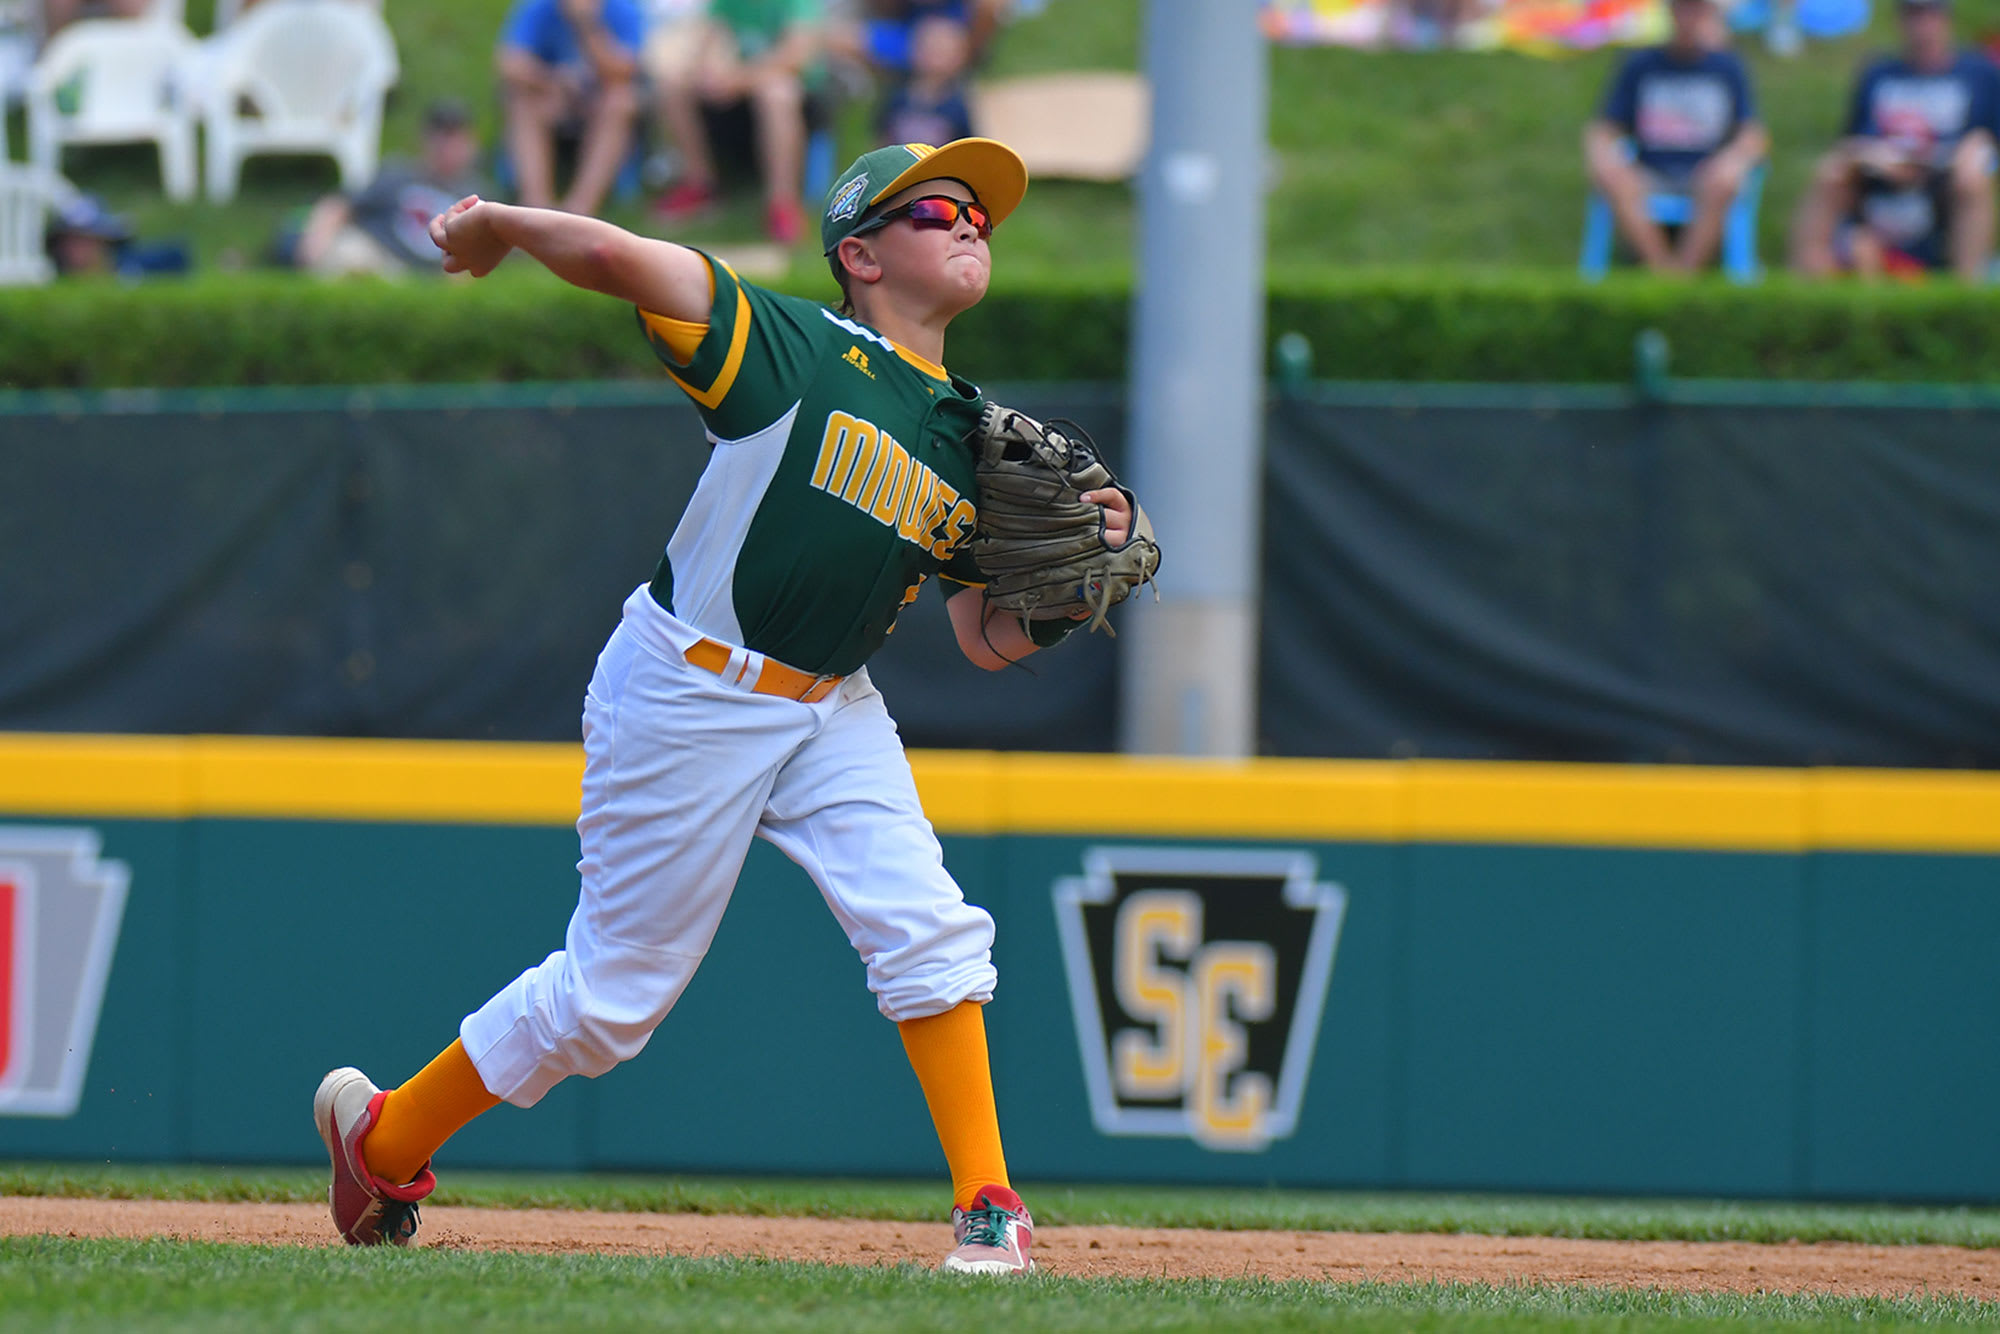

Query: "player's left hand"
left=1081, top=487, right=1133, bottom=548
left=1064, top=487, right=1139, bottom=620
left=430, top=196, right=513, bottom=278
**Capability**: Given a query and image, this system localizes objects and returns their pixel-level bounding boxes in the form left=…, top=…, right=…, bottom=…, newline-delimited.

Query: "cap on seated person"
left=49, top=194, right=133, bottom=244
left=46, top=193, right=134, bottom=276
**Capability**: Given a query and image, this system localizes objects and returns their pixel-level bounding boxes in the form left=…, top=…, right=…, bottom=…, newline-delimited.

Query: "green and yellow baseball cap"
left=820, top=138, right=1029, bottom=257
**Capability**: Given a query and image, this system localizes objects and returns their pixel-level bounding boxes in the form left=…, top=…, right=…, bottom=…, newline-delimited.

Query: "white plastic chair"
left=0, top=161, right=55, bottom=286
left=200, top=0, right=398, bottom=202
left=26, top=17, right=201, bottom=201
left=210, top=0, right=385, bottom=34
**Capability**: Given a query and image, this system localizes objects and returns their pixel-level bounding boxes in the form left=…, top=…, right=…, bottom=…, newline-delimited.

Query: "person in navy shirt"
left=875, top=12, right=975, bottom=149
left=1791, top=0, right=1999, bottom=278
left=1585, top=0, right=1768, bottom=273
left=497, top=0, right=647, bottom=216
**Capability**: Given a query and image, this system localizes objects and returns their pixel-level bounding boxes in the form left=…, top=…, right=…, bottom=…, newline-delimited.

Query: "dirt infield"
left=4, top=1197, right=1997, bottom=1297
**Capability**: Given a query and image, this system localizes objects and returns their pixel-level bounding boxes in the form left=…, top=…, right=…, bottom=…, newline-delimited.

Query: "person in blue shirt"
left=1791, top=0, right=1999, bottom=278
left=1585, top=0, right=1768, bottom=273
left=497, top=0, right=647, bottom=216
left=875, top=12, right=975, bottom=148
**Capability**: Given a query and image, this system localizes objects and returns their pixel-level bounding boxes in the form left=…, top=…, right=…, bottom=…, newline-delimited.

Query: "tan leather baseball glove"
left=968, top=403, right=1161, bottom=636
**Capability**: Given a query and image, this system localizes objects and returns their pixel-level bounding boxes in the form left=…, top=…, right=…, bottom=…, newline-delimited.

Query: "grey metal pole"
left=1119, top=0, right=1268, bottom=757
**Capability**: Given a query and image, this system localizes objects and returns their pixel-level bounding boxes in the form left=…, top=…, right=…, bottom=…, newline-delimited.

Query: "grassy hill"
left=10, top=0, right=2000, bottom=285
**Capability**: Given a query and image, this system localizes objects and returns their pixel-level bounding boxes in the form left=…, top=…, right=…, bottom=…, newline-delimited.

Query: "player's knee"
left=565, top=1014, right=656, bottom=1074
left=555, top=958, right=680, bottom=1073
left=868, top=912, right=996, bottom=1015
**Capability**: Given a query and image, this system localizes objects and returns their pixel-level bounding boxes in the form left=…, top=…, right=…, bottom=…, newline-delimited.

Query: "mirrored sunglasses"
left=854, top=195, right=993, bottom=241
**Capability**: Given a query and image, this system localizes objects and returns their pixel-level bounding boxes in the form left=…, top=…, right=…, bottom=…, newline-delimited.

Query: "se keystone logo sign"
left=0, top=828, right=129, bottom=1118
left=1054, top=848, right=1347, bottom=1152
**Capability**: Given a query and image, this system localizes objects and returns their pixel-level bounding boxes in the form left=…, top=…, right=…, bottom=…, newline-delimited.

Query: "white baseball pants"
left=461, top=587, right=998, bottom=1108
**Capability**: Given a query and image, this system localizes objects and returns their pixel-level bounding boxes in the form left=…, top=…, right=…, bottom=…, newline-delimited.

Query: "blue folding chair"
left=1580, top=161, right=1766, bottom=283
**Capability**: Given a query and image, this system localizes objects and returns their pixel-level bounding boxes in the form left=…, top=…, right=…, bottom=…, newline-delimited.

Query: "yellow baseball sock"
left=898, top=1001, right=1011, bottom=1211
left=361, top=1038, right=501, bottom=1186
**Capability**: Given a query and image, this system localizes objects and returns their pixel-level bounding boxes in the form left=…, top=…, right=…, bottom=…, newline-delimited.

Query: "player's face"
left=867, top=177, right=991, bottom=316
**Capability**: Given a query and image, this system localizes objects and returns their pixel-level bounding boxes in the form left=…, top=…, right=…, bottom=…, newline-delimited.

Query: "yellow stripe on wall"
left=1, top=733, right=1997, bottom=853
left=190, top=737, right=584, bottom=826
left=0, top=733, right=196, bottom=818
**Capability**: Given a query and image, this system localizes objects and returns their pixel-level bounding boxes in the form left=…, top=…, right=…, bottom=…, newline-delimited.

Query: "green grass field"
left=12, top=0, right=2000, bottom=285
left=6, top=1238, right=1997, bottom=1334
left=6, top=1163, right=2000, bottom=1331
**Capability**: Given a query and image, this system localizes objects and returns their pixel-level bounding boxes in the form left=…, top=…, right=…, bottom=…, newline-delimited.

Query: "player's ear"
left=837, top=236, right=883, bottom=287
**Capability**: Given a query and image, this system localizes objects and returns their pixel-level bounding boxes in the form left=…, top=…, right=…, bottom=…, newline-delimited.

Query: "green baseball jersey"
left=639, top=253, right=987, bottom=678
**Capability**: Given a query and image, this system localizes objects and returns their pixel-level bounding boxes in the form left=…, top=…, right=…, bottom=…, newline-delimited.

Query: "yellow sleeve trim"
left=664, top=259, right=751, bottom=410
left=638, top=310, right=710, bottom=366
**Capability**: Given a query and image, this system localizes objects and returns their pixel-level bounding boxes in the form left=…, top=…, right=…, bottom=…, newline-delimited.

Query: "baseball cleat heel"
left=942, top=1185, right=1035, bottom=1275
left=313, top=1066, right=436, bottom=1246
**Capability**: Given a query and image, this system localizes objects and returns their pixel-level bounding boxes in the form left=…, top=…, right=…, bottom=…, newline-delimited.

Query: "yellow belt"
left=683, top=638, right=844, bottom=704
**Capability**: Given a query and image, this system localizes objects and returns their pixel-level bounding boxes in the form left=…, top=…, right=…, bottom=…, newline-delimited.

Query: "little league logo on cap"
left=0, top=827, right=128, bottom=1117
left=828, top=174, right=870, bottom=227
left=820, top=138, right=1030, bottom=257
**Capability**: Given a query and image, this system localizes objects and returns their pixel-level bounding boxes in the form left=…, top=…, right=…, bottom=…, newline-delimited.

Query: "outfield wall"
left=10, top=384, right=2000, bottom=768
left=0, top=733, right=1995, bottom=1202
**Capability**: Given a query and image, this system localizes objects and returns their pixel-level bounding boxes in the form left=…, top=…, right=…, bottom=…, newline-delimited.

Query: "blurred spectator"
left=46, top=191, right=188, bottom=278
left=46, top=192, right=129, bottom=276
left=822, top=2, right=1003, bottom=146
left=497, top=0, right=645, bottom=215
left=637, top=0, right=705, bottom=186
left=0, top=1, right=37, bottom=106
left=1790, top=0, right=2000, bottom=280
left=284, top=99, right=489, bottom=277
left=850, top=0, right=1003, bottom=77
left=652, top=0, right=823, bottom=244
left=1385, top=0, right=1475, bottom=50
left=1584, top=0, right=1768, bottom=273
left=875, top=10, right=973, bottom=145
left=42, top=0, right=152, bottom=32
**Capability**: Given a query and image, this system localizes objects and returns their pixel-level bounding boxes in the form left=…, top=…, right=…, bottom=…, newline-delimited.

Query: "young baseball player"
left=312, top=138, right=1133, bottom=1276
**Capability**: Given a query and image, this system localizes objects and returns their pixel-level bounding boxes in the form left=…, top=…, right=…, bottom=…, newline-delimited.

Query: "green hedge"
left=4, top=270, right=1999, bottom=388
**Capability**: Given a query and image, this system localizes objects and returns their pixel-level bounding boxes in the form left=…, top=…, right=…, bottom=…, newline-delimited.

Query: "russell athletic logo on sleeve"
left=0, top=828, right=129, bottom=1117
left=1054, top=848, right=1347, bottom=1152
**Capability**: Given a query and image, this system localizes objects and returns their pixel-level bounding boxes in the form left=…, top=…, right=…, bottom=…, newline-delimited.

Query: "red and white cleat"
left=942, top=1185, right=1035, bottom=1275
left=312, top=1067, right=435, bottom=1246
